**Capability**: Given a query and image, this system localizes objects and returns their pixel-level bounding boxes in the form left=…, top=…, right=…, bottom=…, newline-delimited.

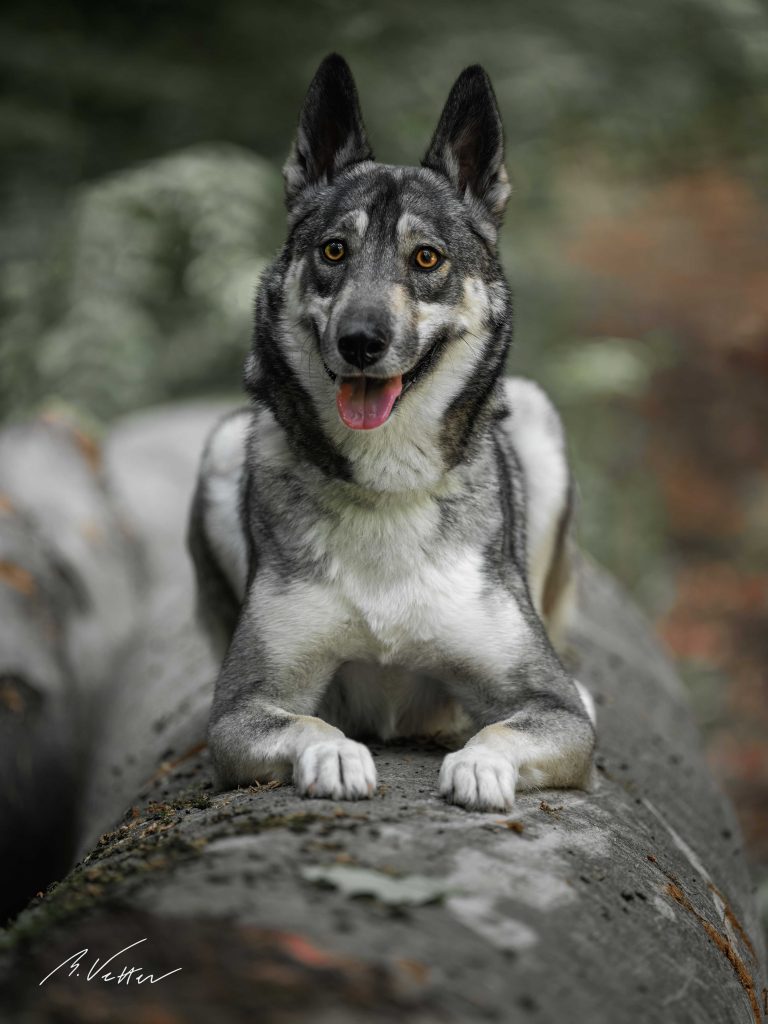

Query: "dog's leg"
left=437, top=378, right=595, bottom=811
left=208, top=586, right=376, bottom=800
left=438, top=607, right=596, bottom=812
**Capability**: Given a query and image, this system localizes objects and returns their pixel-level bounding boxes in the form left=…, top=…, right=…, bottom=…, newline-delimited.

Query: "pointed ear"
left=422, top=65, right=511, bottom=230
left=283, top=54, right=373, bottom=209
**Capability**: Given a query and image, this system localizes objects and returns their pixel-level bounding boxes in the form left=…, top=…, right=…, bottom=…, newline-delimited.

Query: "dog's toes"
left=295, top=739, right=376, bottom=800
left=439, top=748, right=517, bottom=812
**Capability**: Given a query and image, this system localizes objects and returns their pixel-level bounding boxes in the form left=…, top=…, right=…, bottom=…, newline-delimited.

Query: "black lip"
left=322, top=329, right=450, bottom=404
left=401, top=328, right=450, bottom=395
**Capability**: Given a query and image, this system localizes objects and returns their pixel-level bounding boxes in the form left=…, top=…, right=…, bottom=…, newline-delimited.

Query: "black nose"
left=337, top=330, right=388, bottom=370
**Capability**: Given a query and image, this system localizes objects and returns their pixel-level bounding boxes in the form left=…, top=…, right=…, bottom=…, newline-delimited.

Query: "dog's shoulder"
left=200, top=406, right=252, bottom=479
left=495, top=377, right=569, bottom=498
left=496, top=376, right=576, bottom=638
left=498, top=376, right=567, bottom=452
left=191, top=407, right=253, bottom=605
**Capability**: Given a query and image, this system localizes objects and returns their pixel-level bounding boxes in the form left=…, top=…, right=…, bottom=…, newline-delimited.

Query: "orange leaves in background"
left=570, top=171, right=768, bottom=357
left=568, top=170, right=768, bottom=859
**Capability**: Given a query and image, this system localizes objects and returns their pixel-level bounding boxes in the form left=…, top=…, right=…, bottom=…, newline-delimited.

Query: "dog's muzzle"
left=330, top=309, right=402, bottom=431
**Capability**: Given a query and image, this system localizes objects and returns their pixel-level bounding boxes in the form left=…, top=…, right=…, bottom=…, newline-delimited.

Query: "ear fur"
left=422, top=65, right=511, bottom=231
left=283, top=54, right=373, bottom=209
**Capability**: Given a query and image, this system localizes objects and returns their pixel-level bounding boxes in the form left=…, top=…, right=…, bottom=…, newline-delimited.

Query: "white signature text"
left=39, top=938, right=182, bottom=986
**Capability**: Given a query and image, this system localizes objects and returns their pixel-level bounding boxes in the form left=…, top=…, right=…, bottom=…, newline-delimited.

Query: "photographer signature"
left=39, top=938, right=181, bottom=986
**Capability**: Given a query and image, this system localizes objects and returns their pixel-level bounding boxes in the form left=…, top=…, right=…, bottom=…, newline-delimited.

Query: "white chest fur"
left=300, top=486, right=527, bottom=673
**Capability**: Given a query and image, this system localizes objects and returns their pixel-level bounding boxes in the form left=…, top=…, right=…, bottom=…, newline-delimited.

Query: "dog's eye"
left=322, top=240, right=346, bottom=263
left=414, top=247, right=441, bottom=270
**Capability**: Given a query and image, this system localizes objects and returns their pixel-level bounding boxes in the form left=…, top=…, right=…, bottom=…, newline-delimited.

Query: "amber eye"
left=323, top=240, right=346, bottom=262
left=414, top=246, right=441, bottom=270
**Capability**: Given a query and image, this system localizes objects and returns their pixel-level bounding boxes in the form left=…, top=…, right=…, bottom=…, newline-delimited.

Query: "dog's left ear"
left=422, top=65, right=511, bottom=231
left=283, top=54, right=373, bottom=209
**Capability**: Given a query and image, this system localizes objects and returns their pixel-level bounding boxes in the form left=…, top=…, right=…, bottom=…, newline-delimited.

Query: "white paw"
left=294, top=739, right=376, bottom=801
left=439, top=747, right=517, bottom=812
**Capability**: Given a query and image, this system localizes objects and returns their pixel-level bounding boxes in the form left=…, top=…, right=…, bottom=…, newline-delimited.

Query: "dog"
left=188, top=54, right=596, bottom=812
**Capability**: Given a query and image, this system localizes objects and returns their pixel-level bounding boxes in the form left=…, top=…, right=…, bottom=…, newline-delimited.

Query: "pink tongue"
left=336, top=375, right=403, bottom=430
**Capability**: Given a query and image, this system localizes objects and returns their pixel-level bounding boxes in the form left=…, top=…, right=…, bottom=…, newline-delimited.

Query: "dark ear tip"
left=456, top=64, right=494, bottom=92
left=315, top=53, right=354, bottom=80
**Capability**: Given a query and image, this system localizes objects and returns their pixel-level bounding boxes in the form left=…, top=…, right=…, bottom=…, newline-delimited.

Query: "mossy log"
left=0, top=403, right=765, bottom=1024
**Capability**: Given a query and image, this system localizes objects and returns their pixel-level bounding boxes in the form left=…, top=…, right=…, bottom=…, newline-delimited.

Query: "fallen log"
left=0, top=416, right=139, bottom=920
left=77, top=401, right=228, bottom=854
left=0, top=402, right=764, bottom=1023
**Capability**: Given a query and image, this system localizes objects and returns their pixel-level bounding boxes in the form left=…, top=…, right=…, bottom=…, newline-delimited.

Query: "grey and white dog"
left=188, top=54, right=596, bottom=812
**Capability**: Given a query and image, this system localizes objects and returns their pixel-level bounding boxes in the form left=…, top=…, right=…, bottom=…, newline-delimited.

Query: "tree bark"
left=0, top=403, right=765, bottom=1024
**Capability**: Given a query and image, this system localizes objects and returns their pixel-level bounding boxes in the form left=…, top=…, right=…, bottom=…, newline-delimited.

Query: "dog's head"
left=249, top=55, right=513, bottom=482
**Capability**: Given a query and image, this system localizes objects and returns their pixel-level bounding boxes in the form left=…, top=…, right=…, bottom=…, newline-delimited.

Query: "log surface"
left=0, top=403, right=765, bottom=1024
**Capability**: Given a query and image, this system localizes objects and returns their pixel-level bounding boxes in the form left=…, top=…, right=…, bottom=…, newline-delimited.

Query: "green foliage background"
left=1, top=0, right=765, bottom=594
left=1, top=0, right=767, bottom=910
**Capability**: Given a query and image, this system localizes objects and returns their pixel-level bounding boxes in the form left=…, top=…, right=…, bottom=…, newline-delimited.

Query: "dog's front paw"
left=294, top=739, right=376, bottom=800
left=439, top=747, right=516, bottom=812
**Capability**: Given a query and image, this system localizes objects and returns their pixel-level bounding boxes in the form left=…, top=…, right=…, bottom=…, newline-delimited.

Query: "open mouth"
left=335, top=376, right=403, bottom=430
left=324, top=330, right=448, bottom=432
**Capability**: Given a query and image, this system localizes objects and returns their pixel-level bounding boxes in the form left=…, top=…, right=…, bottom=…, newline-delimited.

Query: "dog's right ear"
left=283, top=54, right=373, bottom=209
